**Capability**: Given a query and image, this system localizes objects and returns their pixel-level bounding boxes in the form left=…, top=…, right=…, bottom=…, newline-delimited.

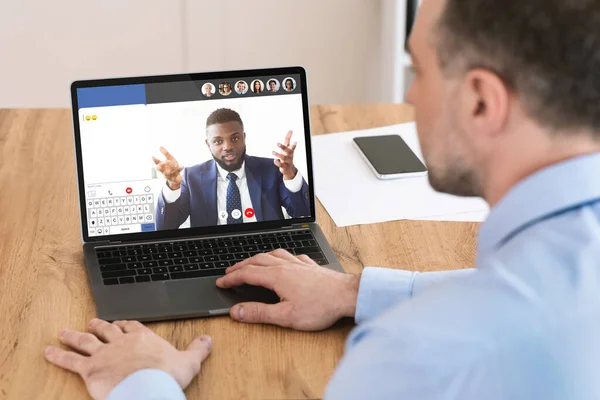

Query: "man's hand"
left=44, top=319, right=212, bottom=400
left=273, top=131, right=298, bottom=181
left=152, top=146, right=184, bottom=190
left=216, top=249, right=360, bottom=331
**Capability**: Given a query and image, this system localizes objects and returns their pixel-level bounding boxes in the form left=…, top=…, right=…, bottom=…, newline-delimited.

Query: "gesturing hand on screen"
left=152, top=147, right=184, bottom=190
left=273, top=130, right=298, bottom=180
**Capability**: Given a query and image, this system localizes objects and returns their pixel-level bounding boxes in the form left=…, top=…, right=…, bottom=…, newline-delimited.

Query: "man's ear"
left=205, top=139, right=209, bottom=148
left=460, top=69, right=510, bottom=138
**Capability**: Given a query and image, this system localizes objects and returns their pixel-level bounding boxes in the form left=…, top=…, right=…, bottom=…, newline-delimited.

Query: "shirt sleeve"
left=326, top=270, right=498, bottom=400
left=107, top=369, right=186, bottom=400
left=162, top=184, right=182, bottom=204
left=283, top=171, right=303, bottom=193
left=355, top=267, right=475, bottom=324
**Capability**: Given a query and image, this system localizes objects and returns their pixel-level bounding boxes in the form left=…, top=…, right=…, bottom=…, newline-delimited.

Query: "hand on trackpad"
left=230, top=284, right=280, bottom=303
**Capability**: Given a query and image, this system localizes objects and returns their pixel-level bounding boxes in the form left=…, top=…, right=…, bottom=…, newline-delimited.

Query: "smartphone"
left=353, top=134, right=428, bottom=180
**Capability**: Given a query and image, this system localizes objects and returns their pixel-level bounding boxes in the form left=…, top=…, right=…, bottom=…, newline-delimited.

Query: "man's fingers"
left=284, top=130, right=293, bottom=146
left=223, top=249, right=296, bottom=277
left=226, top=253, right=277, bottom=270
left=44, top=346, right=88, bottom=375
left=112, top=320, right=147, bottom=334
left=152, top=156, right=161, bottom=165
left=277, top=143, right=294, bottom=154
left=184, top=335, right=213, bottom=371
left=272, top=151, right=289, bottom=161
left=290, top=142, right=297, bottom=152
left=225, top=251, right=292, bottom=272
left=275, top=145, right=291, bottom=156
left=270, top=248, right=299, bottom=261
left=59, top=329, right=103, bottom=355
left=216, top=265, right=277, bottom=290
left=88, top=318, right=123, bottom=342
left=296, top=254, right=318, bottom=266
left=230, top=302, right=286, bottom=326
left=159, top=146, right=175, bottom=160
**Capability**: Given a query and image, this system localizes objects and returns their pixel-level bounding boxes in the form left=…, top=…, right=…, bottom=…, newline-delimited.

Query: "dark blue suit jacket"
left=156, top=155, right=311, bottom=230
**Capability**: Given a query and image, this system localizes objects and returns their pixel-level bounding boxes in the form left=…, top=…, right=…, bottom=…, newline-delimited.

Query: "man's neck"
left=482, top=131, right=600, bottom=207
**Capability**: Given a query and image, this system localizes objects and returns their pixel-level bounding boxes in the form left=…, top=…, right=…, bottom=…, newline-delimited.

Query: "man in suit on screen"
left=152, top=108, right=310, bottom=230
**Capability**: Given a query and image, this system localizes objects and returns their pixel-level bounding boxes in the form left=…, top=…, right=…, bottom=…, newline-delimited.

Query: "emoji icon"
left=92, top=115, right=97, bottom=120
left=85, top=115, right=91, bottom=121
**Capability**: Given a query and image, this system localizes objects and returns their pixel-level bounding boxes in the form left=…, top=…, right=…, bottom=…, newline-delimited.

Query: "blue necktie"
left=226, top=172, right=242, bottom=224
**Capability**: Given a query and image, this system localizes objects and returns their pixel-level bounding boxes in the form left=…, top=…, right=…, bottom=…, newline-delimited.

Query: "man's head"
left=205, top=108, right=246, bottom=171
left=269, top=80, right=277, bottom=91
left=237, top=81, right=247, bottom=92
left=406, top=0, right=600, bottom=202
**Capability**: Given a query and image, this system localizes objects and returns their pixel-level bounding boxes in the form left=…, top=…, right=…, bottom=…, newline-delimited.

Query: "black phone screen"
left=353, top=134, right=427, bottom=175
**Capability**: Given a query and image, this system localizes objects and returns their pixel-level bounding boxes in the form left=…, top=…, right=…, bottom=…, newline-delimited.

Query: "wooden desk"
left=0, top=105, right=478, bottom=399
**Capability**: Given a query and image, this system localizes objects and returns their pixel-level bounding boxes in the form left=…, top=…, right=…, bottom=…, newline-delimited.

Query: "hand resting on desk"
left=44, top=318, right=212, bottom=400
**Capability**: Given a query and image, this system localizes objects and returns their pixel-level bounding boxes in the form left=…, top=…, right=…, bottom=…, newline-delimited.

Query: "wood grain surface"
left=0, top=105, right=478, bottom=399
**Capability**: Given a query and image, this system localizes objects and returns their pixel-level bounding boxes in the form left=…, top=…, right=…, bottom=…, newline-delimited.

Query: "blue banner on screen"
left=77, top=85, right=146, bottom=108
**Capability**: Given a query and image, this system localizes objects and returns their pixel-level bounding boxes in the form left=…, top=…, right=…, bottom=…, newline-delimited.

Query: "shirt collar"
left=478, top=152, right=600, bottom=261
left=215, top=160, right=246, bottom=182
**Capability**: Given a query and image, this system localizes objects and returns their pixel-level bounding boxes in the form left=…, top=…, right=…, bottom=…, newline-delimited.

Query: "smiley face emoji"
left=92, top=115, right=97, bottom=120
left=85, top=115, right=91, bottom=121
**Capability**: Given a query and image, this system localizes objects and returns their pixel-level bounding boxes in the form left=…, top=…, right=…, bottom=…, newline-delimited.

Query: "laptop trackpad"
left=165, top=278, right=279, bottom=312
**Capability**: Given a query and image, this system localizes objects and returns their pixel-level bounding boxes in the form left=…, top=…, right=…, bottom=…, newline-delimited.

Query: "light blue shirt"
left=110, top=153, right=600, bottom=400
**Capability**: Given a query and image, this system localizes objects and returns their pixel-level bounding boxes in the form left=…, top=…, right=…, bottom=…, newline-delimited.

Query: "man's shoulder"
left=186, top=160, right=214, bottom=174
left=369, top=269, right=547, bottom=351
left=183, top=160, right=215, bottom=181
left=246, top=155, right=276, bottom=166
left=245, top=155, right=278, bottom=174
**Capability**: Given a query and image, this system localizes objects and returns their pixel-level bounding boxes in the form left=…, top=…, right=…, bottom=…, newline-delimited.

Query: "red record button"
left=126, top=187, right=133, bottom=194
left=244, top=208, right=255, bottom=218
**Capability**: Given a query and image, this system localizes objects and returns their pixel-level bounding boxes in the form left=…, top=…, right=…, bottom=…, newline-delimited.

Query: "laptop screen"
left=72, top=69, right=313, bottom=241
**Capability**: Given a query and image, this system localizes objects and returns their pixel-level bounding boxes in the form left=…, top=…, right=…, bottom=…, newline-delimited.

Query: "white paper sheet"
left=313, top=123, right=489, bottom=227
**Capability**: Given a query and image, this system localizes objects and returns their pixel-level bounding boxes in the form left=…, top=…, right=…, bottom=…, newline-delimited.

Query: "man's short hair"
left=206, top=108, right=243, bottom=130
left=436, top=0, right=600, bottom=133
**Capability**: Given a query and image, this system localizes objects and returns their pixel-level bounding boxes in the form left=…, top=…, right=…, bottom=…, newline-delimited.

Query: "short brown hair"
left=206, top=108, right=243, bottom=130
left=436, top=0, right=600, bottom=133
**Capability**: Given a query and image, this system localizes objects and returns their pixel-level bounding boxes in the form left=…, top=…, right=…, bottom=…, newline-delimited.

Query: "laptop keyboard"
left=96, top=229, right=327, bottom=285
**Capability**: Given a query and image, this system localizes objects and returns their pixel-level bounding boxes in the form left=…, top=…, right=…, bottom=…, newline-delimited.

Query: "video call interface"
left=77, top=73, right=311, bottom=238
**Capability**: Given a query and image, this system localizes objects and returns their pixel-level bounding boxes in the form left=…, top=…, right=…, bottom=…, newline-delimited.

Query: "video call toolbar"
left=144, top=74, right=301, bottom=105
left=76, top=74, right=302, bottom=109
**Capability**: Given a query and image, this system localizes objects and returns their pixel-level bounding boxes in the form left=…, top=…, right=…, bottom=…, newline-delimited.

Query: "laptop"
left=71, top=66, right=343, bottom=322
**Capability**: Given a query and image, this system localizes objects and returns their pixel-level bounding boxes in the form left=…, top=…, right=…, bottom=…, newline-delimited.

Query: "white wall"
left=0, top=0, right=185, bottom=107
left=0, top=0, right=390, bottom=107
